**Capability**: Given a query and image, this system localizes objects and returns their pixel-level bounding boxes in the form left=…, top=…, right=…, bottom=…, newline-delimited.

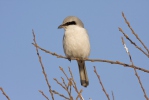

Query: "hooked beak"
left=58, top=24, right=64, bottom=29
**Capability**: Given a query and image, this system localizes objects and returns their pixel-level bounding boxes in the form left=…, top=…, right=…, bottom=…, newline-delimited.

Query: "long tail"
left=77, top=60, right=89, bottom=87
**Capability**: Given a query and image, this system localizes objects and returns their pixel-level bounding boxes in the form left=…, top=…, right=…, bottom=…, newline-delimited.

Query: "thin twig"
left=59, top=66, right=70, bottom=81
left=32, top=30, right=54, bottom=100
left=53, top=78, right=67, bottom=91
left=61, top=77, right=68, bottom=90
left=52, top=90, right=69, bottom=100
left=94, top=66, right=110, bottom=100
left=119, top=27, right=148, bottom=57
left=121, top=37, right=149, bottom=100
left=61, top=77, right=72, bottom=99
left=39, top=90, right=50, bottom=100
left=59, top=66, right=83, bottom=100
left=112, top=91, right=115, bottom=100
left=53, top=71, right=73, bottom=99
left=59, top=67, right=76, bottom=90
left=76, top=90, right=83, bottom=100
left=58, top=67, right=74, bottom=99
left=32, top=43, right=149, bottom=73
left=68, top=67, right=84, bottom=100
left=69, top=83, right=72, bottom=99
left=0, top=87, right=10, bottom=100
left=68, top=67, right=78, bottom=92
left=122, top=12, right=149, bottom=57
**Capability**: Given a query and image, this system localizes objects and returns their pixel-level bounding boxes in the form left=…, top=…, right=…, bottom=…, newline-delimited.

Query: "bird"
left=58, top=16, right=90, bottom=87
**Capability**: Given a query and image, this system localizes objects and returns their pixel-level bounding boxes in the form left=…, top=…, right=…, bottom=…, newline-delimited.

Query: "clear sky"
left=0, top=1, right=149, bottom=100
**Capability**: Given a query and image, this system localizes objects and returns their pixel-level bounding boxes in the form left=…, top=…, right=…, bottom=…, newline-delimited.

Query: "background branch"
left=119, top=27, right=148, bottom=57
left=52, top=90, right=69, bottom=100
left=112, top=91, right=115, bottom=100
left=32, top=30, right=54, bottom=100
left=121, top=37, right=149, bottom=100
left=120, top=12, right=149, bottom=57
left=50, top=66, right=84, bottom=100
left=94, top=66, right=110, bottom=100
left=0, top=87, right=10, bottom=100
left=39, top=90, right=50, bottom=100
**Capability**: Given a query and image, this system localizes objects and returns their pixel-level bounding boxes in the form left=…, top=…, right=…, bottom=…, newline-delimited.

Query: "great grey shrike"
left=58, top=16, right=90, bottom=87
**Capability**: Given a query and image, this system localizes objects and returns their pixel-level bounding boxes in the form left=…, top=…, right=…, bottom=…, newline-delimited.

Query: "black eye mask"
left=64, top=21, right=76, bottom=26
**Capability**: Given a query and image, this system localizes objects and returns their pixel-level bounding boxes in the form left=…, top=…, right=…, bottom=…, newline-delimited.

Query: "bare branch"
left=119, top=27, right=148, bottom=57
left=112, top=91, right=115, bottom=100
left=32, top=43, right=149, bottom=73
left=53, top=78, right=67, bottom=91
left=0, top=87, right=10, bottom=100
left=61, top=77, right=72, bottom=99
left=59, top=67, right=83, bottom=100
left=39, top=90, right=49, bottom=100
left=52, top=90, right=69, bottom=100
left=68, top=67, right=84, bottom=100
left=54, top=67, right=73, bottom=99
left=32, top=30, right=54, bottom=100
left=59, top=66, right=70, bottom=81
left=121, top=37, right=149, bottom=100
left=76, top=90, right=83, bottom=100
left=53, top=75, right=73, bottom=99
left=121, top=12, right=149, bottom=57
left=94, top=66, right=110, bottom=100
left=61, top=77, right=68, bottom=90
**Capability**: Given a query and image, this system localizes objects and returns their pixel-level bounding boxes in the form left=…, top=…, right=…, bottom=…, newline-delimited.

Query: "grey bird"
left=58, top=16, right=90, bottom=87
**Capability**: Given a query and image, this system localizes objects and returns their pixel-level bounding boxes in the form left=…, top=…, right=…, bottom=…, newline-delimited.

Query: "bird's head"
left=58, top=16, right=84, bottom=30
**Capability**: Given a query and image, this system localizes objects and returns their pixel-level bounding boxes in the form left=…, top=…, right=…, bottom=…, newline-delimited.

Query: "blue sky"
left=0, top=1, right=149, bottom=100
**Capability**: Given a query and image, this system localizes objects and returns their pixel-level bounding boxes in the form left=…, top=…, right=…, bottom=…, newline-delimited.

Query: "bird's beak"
left=58, top=24, right=64, bottom=29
